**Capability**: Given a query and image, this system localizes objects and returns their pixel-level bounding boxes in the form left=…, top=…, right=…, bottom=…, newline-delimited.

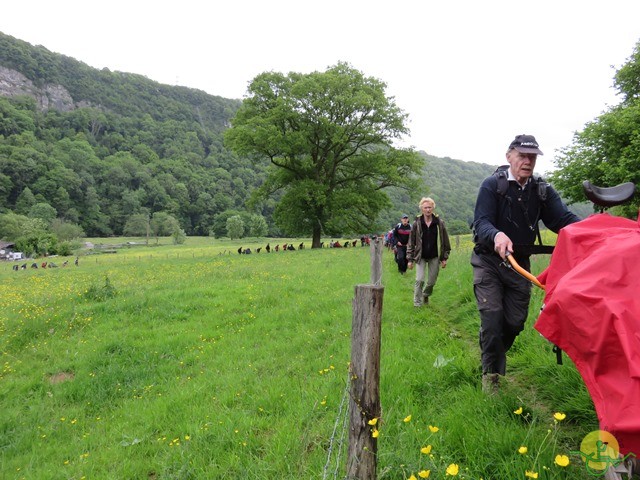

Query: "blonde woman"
left=407, top=197, right=451, bottom=306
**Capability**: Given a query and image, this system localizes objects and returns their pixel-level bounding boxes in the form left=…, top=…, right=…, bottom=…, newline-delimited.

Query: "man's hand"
left=408, top=261, right=414, bottom=270
left=493, top=232, right=513, bottom=259
left=440, top=260, right=447, bottom=269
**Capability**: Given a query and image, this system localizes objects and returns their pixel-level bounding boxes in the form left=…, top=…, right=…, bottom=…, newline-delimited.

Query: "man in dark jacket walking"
left=393, top=214, right=412, bottom=274
left=471, top=134, right=580, bottom=394
left=407, top=197, right=451, bottom=306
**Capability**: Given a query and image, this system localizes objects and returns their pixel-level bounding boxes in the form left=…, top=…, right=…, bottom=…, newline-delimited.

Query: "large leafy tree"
left=551, top=40, right=640, bottom=216
left=224, top=62, right=423, bottom=248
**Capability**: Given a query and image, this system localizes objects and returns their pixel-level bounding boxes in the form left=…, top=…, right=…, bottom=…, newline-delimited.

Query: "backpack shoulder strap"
left=535, top=174, right=547, bottom=201
left=493, top=165, right=510, bottom=196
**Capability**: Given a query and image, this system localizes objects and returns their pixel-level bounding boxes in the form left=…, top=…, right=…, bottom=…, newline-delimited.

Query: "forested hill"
left=0, top=30, right=495, bottom=238
left=421, top=153, right=494, bottom=232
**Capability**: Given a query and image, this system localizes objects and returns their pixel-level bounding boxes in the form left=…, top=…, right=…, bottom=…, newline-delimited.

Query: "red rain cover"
left=535, top=213, right=640, bottom=455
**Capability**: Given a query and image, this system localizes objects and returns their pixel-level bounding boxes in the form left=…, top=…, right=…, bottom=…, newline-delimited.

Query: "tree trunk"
left=311, top=223, right=322, bottom=248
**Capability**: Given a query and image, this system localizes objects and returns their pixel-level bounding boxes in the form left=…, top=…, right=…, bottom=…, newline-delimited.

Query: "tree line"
left=1, top=31, right=638, bottom=257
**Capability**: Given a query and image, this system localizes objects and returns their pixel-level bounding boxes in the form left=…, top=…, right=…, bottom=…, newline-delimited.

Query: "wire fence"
left=323, top=376, right=351, bottom=480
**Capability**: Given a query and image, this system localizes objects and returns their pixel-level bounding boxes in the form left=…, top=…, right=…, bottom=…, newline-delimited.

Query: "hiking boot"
left=482, top=373, right=500, bottom=395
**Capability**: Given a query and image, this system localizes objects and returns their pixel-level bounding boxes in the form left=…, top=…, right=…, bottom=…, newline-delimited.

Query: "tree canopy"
left=224, top=63, right=424, bottom=247
left=550, top=39, right=640, bottom=217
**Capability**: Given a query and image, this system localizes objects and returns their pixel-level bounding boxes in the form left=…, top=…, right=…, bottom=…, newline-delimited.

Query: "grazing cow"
left=352, top=240, right=357, bottom=247
left=257, top=247, right=262, bottom=253
left=31, top=263, right=38, bottom=269
left=265, top=243, right=271, bottom=253
left=320, top=242, right=324, bottom=248
left=243, top=248, right=252, bottom=254
left=12, top=264, right=19, bottom=271
left=299, top=242, right=304, bottom=250
left=238, top=247, right=243, bottom=255
left=275, top=245, right=279, bottom=252
left=21, top=263, right=27, bottom=270
left=62, top=260, right=69, bottom=266
left=287, top=244, right=295, bottom=251
left=41, top=262, right=47, bottom=268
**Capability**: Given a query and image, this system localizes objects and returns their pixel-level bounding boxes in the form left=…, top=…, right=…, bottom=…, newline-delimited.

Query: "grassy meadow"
left=1, top=235, right=598, bottom=479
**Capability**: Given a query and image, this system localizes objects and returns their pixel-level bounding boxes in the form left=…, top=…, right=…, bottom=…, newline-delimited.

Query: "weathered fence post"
left=347, top=237, right=384, bottom=479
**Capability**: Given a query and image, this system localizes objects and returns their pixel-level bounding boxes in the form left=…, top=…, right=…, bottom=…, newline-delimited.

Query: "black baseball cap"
left=402, top=214, right=409, bottom=219
left=509, top=134, right=543, bottom=155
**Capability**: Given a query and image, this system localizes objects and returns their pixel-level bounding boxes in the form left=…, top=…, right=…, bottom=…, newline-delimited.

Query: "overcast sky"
left=3, top=0, right=640, bottom=174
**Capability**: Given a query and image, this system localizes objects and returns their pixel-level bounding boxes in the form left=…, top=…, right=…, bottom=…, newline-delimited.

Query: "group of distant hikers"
left=10, top=257, right=79, bottom=271
left=236, top=236, right=373, bottom=255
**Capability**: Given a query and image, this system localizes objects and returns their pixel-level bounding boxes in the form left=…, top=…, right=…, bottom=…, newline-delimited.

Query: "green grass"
left=1, top=236, right=598, bottom=479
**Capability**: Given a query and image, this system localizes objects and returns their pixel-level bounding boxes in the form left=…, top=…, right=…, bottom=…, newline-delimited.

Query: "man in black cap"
left=471, top=134, right=580, bottom=394
left=392, top=214, right=412, bottom=274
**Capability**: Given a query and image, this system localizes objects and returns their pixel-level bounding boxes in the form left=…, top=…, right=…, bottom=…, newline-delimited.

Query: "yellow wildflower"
left=428, top=425, right=439, bottom=433
left=554, top=412, right=566, bottom=421
left=555, top=454, right=570, bottom=467
left=421, top=445, right=433, bottom=454
left=368, top=418, right=378, bottom=426
left=372, top=428, right=379, bottom=438
left=514, top=407, right=523, bottom=415
left=518, top=446, right=528, bottom=454
left=408, top=475, right=417, bottom=480
left=446, top=463, right=459, bottom=476
left=404, top=415, right=412, bottom=423
left=418, top=470, right=431, bottom=478
left=525, top=470, right=538, bottom=478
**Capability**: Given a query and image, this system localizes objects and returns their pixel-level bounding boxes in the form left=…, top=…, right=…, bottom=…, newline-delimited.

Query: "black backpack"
left=493, top=165, right=547, bottom=201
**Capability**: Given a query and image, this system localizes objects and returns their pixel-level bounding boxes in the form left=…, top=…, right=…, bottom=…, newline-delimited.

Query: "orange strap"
left=506, top=254, right=545, bottom=290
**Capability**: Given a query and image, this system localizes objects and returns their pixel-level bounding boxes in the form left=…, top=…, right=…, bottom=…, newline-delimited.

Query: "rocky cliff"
left=0, top=65, right=76, bottom=111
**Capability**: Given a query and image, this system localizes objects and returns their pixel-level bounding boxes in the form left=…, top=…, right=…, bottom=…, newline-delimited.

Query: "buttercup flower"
left=404, top=415, right=412, bottom=423
left=518, top=446, right=528, bottom=454
left=372, top=428, right=379, bottom=438
left=421, top=445, right=433, bottom=454
left=553, top=412, right=566, bottom=421
left=368, top=418, right=378, bottom=426
left=514, top=407, right=523, bottom=415
left=418, top=470, right=431, bottom=478
left=446, top=463, right=459, bottom=476
left=408, top=475, right=417, bottom=480
left=525, top=470, right=538, bottom=478
left=428, top=425, right=439, bottom=433
left=555, top=454, right=570, bottom=467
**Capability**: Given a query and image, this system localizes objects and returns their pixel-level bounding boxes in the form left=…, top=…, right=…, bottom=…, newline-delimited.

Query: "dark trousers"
left=471, top=251, right=532, bottom=375
left=396, top=246, right=408, bottom=272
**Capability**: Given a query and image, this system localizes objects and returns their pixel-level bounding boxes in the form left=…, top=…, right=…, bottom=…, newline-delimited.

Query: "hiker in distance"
left=407, top=197, right=451, bottom=307
left=393, top=214, right=412, bottom=274
left=471, top=134, right=580, bottom=394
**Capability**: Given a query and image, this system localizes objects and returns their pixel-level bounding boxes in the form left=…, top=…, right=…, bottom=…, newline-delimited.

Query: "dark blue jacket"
left=472, top=174, right=580, bottom=258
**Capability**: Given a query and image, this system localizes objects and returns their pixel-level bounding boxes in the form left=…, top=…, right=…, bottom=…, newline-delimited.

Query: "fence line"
left=323, top=377, right=351, bottom=480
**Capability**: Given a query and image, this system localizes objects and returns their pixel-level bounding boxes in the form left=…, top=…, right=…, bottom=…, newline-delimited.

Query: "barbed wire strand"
left=323, top=376, right=351, bottom=480
left=335, top=389, right=350, bottom=479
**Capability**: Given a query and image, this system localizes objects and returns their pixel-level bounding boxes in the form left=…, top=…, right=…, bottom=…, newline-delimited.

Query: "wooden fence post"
left=347, top=238, right=384, bottom=479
